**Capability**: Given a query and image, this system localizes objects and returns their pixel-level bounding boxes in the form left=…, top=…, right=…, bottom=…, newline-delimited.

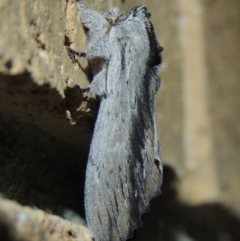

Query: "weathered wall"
left=1, top=0, right=240, bottom=240
left=154, top=0, right=240, bottom=212
left=204, top=0, right=240, bottom=213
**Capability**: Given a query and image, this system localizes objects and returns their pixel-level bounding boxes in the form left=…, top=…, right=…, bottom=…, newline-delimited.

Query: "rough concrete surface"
left=0, top=198, right=92, bottom=241
left=0, top=0, right=100, bottom=151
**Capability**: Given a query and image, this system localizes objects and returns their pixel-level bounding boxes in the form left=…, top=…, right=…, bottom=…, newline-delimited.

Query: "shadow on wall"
left=134, top=165, right=240, bottom=241
left=0, top=72, right=96, bottom=218
left=0, top=113, right=88, bottom=217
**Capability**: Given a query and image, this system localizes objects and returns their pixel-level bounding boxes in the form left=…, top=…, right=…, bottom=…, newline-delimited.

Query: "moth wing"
left=84, top=40, right=163, bottom=241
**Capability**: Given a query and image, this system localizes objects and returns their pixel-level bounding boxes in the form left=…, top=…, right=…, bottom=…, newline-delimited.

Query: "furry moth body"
left=74, top=1, right=163, bottom=240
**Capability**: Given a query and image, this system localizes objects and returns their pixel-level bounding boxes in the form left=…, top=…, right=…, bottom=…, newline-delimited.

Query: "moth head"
left=115, top=5, right=163, bottom=69
left=116, top=5, right=151, bottom=24
left=103, top=7, right=120, bottom=22
left=103, top=7, right=120, bottom=33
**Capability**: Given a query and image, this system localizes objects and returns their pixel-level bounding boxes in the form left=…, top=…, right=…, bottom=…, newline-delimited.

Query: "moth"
left=68, top=1, right=163, bottom=240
